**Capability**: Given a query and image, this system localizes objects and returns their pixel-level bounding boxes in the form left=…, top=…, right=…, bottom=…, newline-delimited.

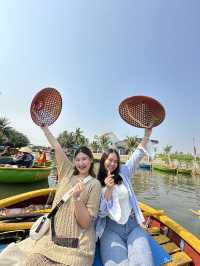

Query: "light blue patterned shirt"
left=95, top=148, right=146, bottom=240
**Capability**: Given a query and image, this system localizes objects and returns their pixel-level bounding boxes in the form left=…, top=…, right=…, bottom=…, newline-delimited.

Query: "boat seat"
left=147, top=226, right=160, bottom=235
left=163, top=251, right=192, bottom=266
left=153, top=234, right=170, bottom=245
left=162, top=242, right=181, bottom=254
left=0, top=230, right=25, bottom=240
left=151, top=230, right=192, bottom=265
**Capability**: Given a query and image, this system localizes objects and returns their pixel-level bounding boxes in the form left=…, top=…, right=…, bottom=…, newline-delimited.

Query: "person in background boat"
left=12, top=148, right=23, bottom=160
left=0, top=145, right=12, bottom=157
left=36, top=149, right=47, bottom=166
left=96, top=128, right=155, bottom=266
left=24, top=126, right=101, bottom=266
left=11, top=146, right=34, bottom=168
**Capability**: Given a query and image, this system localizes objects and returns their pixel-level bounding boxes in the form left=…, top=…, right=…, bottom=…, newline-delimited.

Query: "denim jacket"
left=95, top=148, right=146, bottom=240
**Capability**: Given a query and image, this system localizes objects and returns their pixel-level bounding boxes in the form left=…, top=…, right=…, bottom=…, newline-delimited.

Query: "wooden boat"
left=0, top=157, right=52, bottom=167
left=0, top=166, right=51, bottom=183
left=153, top=164, right=192, bottom=176
left=153, top=164, right=177, bottom=174
left=34, top=160, right=52, bottom=167
left=0, top=156, right=13, bottom=164
left=176, top=168, right=192, bottom=175
left=0, top=189, right=200, bottom=265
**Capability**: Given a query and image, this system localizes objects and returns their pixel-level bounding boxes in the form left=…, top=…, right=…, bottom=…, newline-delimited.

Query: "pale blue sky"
left=0, top=0, right=200, bottom=153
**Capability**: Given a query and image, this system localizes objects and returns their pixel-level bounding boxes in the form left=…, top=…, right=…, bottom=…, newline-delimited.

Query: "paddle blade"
left=30, top=87, right=62, bottom=127
left=119, top=95, right=165, bottom=128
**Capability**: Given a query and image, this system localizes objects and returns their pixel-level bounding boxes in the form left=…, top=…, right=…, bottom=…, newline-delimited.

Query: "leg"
left=127, top=226, right=155, bottom=266
left=100, top=228, right=128, bottom=266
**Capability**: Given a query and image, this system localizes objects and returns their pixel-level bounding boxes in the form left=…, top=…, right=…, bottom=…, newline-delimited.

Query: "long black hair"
left=73, top=146, right=96, bottom=177
left=97, top=148, right=122, bottom=186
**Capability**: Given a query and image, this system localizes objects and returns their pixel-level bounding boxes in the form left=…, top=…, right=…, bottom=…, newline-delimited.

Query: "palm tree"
left=99, top=135, right=110, bottom=151
left=125, top=136, right=139, bottom=154
left=78, top=135, right=89, bottom=146
left=0, top=117, right=11, bottom=132
left=163, top=145, right=173, bottom=166
left=74, top=128, right=83, bottom=144
left=0, top=117, right=12, bottom=144
left=0, top=117, right=30, bottom=147
left=74, top=128, right=89, bottom=146
left=90, top=140, right=99, bottom=153
left=7, top=129, right=30, bottom=147
left=57, top=131, right=75, bottom=149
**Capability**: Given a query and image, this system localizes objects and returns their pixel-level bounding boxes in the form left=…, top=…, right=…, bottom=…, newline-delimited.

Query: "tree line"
left=0, top=117, right=142, bottom=154
left=0, top=118, right=29, bottom=147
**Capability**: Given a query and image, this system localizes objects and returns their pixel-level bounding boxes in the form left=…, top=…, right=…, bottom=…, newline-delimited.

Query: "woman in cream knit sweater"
left=25, top=126, right=101, bottom=266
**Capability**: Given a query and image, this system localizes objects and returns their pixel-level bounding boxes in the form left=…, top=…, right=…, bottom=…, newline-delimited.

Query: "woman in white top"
left=96, top=128, right=155, bottom=266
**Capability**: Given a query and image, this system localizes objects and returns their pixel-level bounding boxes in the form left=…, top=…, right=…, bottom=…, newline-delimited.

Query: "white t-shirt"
left=102, top=183, right=132, bottom=224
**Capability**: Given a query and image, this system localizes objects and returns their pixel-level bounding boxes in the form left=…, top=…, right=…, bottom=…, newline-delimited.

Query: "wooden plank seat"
left=147, top=226, right=193, bottom=265
left=149, top=229, right=192, bottom=266
left=0, top=229, right=26, bottom=241
left=162, top=242, right=181, bottom=254
left=153, top=234, right=170, bottom=245
left=163, top=251, right=192, bottom=266
left=147, top=226, right=160, bottom=235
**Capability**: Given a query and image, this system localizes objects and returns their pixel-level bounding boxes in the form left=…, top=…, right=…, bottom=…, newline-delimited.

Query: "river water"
left=134, top=169, right=200, bottom=239
left=0, top=169, right=199, bottom=239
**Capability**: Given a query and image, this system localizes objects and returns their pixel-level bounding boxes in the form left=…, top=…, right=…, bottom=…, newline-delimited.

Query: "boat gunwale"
left=139, top=202, right=200, bottom=254
left=0, top=188, right=55, bottom=208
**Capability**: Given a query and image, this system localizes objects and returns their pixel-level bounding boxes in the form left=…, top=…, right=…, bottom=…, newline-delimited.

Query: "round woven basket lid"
left=30, top=87, right=62, bottom=127
left=119, top=95, right=165, bottom=128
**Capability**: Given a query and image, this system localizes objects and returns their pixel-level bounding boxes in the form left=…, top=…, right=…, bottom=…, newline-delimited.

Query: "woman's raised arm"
left=124, top=128, right=152, bottom=178
left=41, top=126, right=73, bottom=181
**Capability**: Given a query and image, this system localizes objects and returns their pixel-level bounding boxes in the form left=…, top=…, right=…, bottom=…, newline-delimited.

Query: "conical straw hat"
left=19, top=147, right=32, bottom=153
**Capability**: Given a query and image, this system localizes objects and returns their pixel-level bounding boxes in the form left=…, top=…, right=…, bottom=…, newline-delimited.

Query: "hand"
left=104, top=175, right=115, bottom=190
left=40, top=124, right=48, bottom=129
left=140, top=223, right=147, bottom=229
left=72, top=179, right=85, bottom=199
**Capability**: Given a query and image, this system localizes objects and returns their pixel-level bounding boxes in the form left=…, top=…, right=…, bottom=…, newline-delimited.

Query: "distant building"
left=100, top=132, right=159, bottom=156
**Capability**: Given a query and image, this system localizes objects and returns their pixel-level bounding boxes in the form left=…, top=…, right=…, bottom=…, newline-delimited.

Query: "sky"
left=0, top=0, right=200, bottom=153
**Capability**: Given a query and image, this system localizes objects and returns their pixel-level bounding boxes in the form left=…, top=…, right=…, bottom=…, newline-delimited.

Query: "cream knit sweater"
left=30, top=127, right=101, bottom=266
